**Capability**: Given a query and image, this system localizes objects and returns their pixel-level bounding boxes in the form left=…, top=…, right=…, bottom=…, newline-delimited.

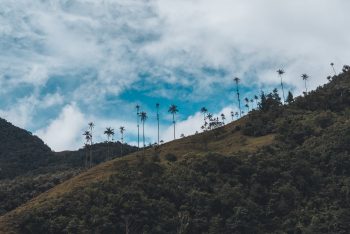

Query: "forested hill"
left=0, top=69, right=350, bottom=233
left=0, top=118, right=52, bottom=180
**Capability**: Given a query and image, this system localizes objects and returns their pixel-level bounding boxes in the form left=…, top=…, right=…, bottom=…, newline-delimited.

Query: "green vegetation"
left=0, top=69, right=349, bottom=233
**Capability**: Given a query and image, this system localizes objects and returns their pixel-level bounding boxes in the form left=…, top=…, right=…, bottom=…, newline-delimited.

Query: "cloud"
left=35, top=104, right=85, bottom=151
left=1, top=0, right=350, bottom=150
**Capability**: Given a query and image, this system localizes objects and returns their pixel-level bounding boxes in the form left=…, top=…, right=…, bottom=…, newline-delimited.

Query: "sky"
left=0, top=0, right=350, bottom=151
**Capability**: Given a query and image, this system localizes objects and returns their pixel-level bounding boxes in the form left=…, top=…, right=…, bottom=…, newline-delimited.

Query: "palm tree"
left=104, top=127, right=114, bottom=160
left=200, top=107, right=208, bottom=126
left=156, top=103, right=160, bottom=145
left=233, top=77, right=242, bottom=117
left=244, top=97, right=250, bottom=112
left=301, top=74, right=309, bottom=93
left=254, top=95, right=259, bottom=108
left=136, top=104, right=140, bottom=150
left=277, top=69, right=286, bottom=104
left=88, top=122, right=94, bottom=167
left=221, top=113, right=226, bottom=124
left=250, top=99, right=254, bottom=109
left=235, top=112, right=239, bottom=119
left=119, top=126, right=125, bottom=157
left=230, top=111, right=234, bottom=121
left=83, top=130, right=91, bottom=168
left=140, top=112, right=147, bottom=149
left=330, top=62, right=337, bottom=76
left=168, top=104, right=179, bottom=140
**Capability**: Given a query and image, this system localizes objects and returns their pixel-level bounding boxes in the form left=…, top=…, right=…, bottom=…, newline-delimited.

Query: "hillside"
left=0, top=121, right=137, bottom=216
left=0, top=70, right=349, bottom=233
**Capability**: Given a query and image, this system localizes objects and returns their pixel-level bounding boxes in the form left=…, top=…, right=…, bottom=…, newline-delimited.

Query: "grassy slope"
left=0, top=117, right=274, bottom=233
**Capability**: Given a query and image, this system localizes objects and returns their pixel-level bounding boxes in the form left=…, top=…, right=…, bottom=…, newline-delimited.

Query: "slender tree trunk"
left=236, top=84, right=241, bottom=117
left=121, top=133, right=123, bottom=157
left=332, top=65, right=337, bottom=76
left=280, top=75, right=285, bottom=104
left=157, top=110, right=160, bottom=145
left=173, top=114, right=176, bottom=140
left=143, top=121, right=145, bottom=152
left=137, top=116, right=140, bottom=150
left=305, top=80, right=308, bottom=93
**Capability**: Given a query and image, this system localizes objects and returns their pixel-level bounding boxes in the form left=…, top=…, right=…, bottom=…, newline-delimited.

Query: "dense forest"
left=0, top=70, right=348, bottom=233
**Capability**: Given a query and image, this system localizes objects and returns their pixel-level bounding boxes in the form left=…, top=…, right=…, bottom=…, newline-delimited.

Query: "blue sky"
left=1, top=0, right=350, bottom=151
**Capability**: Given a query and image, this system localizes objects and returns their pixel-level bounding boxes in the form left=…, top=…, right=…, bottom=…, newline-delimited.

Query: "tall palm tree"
left=136, top=104, right=140, bottom=150
left=254, top=95, right=259, bottom=108
left=119, top=126, right=125, bottom=156
left=104, top=127, right=114, bottom=160
left=277, top=69, right=286, bottom=104
left=301, top=74, right=309, bottom=93
left=221, top=113, right=226, bottom=124
left=83, top=130, right=91, bottom=168
left=330, top=62, right=337, bottom=76
left=200, top=107, right=208, bottom=125
left=235, top=112, right=239, bottom=119
left=244, top=97, right=249, bottom=112
left=233, top=77, right=242, bottom=117
left=140, top=112, right=147, bottom=149
left=156, top=103, right=160, bottom=145
left=230, top=111, right=234, bottom=121
left=88, top=122, right=94, bottom=167
left=168, top=104, right=179, bottom=140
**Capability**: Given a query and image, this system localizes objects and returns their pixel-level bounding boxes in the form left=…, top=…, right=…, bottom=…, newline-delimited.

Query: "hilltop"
left=0, top=69, right=349, bottom=233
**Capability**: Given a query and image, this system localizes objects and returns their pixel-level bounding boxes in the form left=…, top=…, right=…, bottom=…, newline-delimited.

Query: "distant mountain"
left=0, top=69, right=349, bottom=233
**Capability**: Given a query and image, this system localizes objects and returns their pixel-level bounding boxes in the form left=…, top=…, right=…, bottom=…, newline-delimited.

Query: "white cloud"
left=35, top=104, right=85, bottom=151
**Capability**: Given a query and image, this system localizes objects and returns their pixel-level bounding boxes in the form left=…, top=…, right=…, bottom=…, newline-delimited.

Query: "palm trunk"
left=173, top=114, right=176, bottom=140
left=143, top=122, right=145, bottom=151
left=121, top=134, right=123, bottom=157
left=332, top=66, right=337, bottom=76
left=157, top=112, right=160, bottom=145
left=236, top=84, right=241, bottom=117
left=305, top=80, right=308, bottom=93
left=280, top=75, right=285, bottom=104
left=137, top=117, right=140, bottom=150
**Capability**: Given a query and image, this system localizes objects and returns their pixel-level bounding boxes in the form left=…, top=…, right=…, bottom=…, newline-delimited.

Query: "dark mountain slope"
left=0, top=69, right=349, bottom=233
left=0, top=119, right=52, bottom=180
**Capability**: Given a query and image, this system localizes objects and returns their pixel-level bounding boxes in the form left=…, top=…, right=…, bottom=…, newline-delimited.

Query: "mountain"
left=0, top=69, right=349, bottom=233
left=0, top=121, right=138, bottom=216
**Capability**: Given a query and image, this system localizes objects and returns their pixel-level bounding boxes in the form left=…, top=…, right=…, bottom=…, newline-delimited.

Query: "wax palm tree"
left=254, top=95, right=259, bottom=108
left=235, top=112, right=239, bottom=119
left=245, top=104, right=249, bottom=112
left=277, top=69, right=286, bottom=104
left=221, top=113, right=226, bottom=124
left=88, top=122, right=94, bottom=167
left=104, top=127, right=114, bottom=160
left=156, top=103, right=160, bottom=145
left=244, top=97, right=250, bottom=112
left=136, top=104, right=140, bottom=150
left=140, top=112, right=147, bottom=149
left=233, top=77, right=242, bottom=117
left=119, top=126, right=125, bottom=156
left=250, top=99, right=254, bottom=109
left=200, top=107, right=208, bottom=126
left=230, top=111, right=234, bottom=121
left=168, top=104, right=179, bottom=140
left=83, top=130, right=91, bottom=168
left=330, top=62, right=337, bottom=76
left=301, top=74, right=309, bottom=93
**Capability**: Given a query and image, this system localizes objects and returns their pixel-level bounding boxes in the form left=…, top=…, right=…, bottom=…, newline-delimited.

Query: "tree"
left=244, top=97, right=250, bottom=112
left=82, top=131, right=91, bottom=168
left=277, top=69, right=286, bottom=104
left=330, top=62, right=337, bottom=76
left=286, top=91, right=294, bottom=104
left=168, top=104, right=179, bottom=140
left=254, top=95, right=259, bottom=108
left=234, top=77, right=242, bottom=117
left=301, top=74, right=309, bottom=93
left=156, top=103, right=160, bottom=145
left=200, top=107, right=208, bottom=126
left=104, top=127, right=114, bottom=160
left=136, top=105, right=140, bottom=150
left=235, top=112, right=239, bottom=119
left=250, top=99, right=254, bottom=110
left=120, top=126, right=125, bottom=157
left=231, top=111, right=234, bottom=121
left=221, top=113, right=226, bottom=124
left=88, top=122, right=94, bottom=167
left=140, top=112, right=148, bottom=150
